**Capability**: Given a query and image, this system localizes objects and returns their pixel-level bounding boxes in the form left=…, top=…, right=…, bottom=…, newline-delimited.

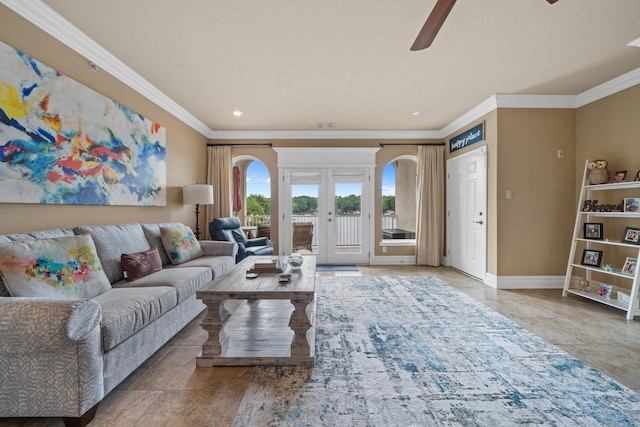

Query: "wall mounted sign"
left=449, top=122, right=484, bottom=153
left=0, top=41, right=166, bottom=206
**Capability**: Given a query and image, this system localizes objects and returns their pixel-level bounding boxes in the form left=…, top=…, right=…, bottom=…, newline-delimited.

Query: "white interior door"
left=446, top=146, right=487, bottom=280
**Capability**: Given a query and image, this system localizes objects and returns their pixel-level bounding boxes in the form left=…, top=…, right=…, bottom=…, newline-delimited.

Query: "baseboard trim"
left=484, top=273, right=565, bottom=289
left=369, top=255, right=416, bottom=265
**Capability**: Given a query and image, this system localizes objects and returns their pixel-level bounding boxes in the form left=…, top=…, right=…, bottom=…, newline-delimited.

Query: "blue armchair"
left=209, top=217, right=274, bottom=262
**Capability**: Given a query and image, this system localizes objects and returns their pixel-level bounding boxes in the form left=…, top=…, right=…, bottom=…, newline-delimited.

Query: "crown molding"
left=576, top=66, right=640, bottom=107
left=494, top=94, right=577, bottom=109
left=0, top=0, right=214, bottom=138
left=439, top=96, right=498, bottom=138
left=209, top=129, right=440, bottom=140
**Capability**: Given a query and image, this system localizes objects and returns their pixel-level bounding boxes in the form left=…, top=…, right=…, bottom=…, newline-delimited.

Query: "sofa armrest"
left=246, top=236, right=270, bottom=247
left=0, top=297, right=105, bottom=418
left=199, top=240, right=238, bottom=258
left=0, top=298, right=102, bottom=348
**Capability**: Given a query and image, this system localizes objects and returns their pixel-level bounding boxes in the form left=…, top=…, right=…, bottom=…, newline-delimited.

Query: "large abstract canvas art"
left=0, top=41, right=166, bottom=206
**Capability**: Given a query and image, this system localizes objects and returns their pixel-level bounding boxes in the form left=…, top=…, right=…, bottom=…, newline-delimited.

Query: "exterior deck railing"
left=244, top=214, right=397, bottom=246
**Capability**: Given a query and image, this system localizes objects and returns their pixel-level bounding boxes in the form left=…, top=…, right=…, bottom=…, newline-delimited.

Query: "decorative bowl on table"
left=288, top=251, right=304, bottom=269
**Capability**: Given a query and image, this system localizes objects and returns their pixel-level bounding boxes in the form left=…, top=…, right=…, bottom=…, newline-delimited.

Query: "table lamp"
left=183, top=184, right=214, bottom=240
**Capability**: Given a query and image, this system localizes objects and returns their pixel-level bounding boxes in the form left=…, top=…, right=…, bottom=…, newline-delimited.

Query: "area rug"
left=232, top=276, right=640, bottom=426
left=315, top=264, right=358, bottom=272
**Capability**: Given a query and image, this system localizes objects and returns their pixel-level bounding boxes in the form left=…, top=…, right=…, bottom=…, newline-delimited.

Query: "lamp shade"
left=183, top=184, right=214, bottom=205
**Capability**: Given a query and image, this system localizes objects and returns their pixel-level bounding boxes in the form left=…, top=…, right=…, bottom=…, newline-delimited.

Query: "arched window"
left=244, top=160, right=271, bottom=226
left=381, top=156, right=417, bottom=241
left=232, top=158, right=271, bottom=241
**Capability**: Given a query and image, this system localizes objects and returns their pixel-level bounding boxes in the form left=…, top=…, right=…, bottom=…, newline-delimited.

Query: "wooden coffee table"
left=196, top=255, right=316, bottom=366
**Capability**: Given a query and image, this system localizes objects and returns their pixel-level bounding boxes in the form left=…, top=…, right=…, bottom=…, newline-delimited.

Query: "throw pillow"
left=0, top=234, right=111, bottom=298
left=121, top=248, right=162, bottom=281
left=159, top=225, right=204, bottom=265
left=73, top=223, right=150, bottom=283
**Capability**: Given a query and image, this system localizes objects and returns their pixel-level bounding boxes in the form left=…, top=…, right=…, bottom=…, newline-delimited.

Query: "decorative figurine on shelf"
left=579, top=278, right=590, bottom=292
left=588, top=159, right=609, bottom=185
left=603, top=264, right=614, bottom=272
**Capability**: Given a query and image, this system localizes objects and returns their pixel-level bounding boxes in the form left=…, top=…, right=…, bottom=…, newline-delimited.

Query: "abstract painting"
left=0, top=41, right=166, bottom=206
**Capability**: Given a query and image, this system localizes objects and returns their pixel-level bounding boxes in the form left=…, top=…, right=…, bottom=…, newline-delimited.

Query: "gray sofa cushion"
left=168, top=255, right=235, bottom=280
left=2, top=233, right=34, bottom=241
left=93, top=287, right=177, bottom=351
left=74, top=223, right=150, bottom=283
left=28, top=228, right=75, bottom=239
left=112, top=266, right=211, bottom=304
left=140, top=222, right=183, bottom=266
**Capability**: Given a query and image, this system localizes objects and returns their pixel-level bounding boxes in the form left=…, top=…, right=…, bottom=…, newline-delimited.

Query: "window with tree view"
left=382, top=158, right=417, bottom=240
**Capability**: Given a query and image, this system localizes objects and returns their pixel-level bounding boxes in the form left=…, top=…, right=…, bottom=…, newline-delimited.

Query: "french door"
left=281, top=168, right=371, bottom=265
left=446, top=146, right=487, bottom=280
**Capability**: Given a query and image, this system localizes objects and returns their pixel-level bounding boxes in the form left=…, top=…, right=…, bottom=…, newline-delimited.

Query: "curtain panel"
left=415, top=145, right=445, bottom=266
left=205, top=146, right=232, bottom=239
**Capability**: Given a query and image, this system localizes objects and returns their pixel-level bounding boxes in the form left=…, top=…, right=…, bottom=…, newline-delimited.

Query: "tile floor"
left=2, top=265, right=640, bottom=426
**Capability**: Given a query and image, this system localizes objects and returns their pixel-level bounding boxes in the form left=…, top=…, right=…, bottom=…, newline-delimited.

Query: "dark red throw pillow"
left=121, top=248, right=162, bottom=282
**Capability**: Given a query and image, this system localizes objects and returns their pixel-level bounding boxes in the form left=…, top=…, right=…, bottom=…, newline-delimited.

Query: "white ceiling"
left=10, top=0, right=640, bottom=136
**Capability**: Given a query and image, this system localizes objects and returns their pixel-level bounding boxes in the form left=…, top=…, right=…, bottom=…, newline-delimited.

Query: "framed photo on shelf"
left=621, top=227, right=640, bottom=245
left=622, top=257, right=637, bottom=275
left=624, top=198, right=640, bottom=212
left=583, top=223, right=603, bottom=240
left=581, top=249, right=603, bottom=268
left=613, top=170, right=627, bottom=182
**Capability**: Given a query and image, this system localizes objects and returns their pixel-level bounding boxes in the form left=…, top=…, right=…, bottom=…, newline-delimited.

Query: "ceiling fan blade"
left=410, top=0, right=457, bottom=51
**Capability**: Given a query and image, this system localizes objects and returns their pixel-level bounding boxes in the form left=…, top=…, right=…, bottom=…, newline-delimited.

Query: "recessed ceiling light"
left=412, top=111, right=423, bottom=116
left=232, top=110, right=243, bottom=117
left=627, top=37, right=640, bottom=47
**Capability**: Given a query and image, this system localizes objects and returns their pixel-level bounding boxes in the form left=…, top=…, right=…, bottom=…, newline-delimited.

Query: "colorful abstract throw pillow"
left=121, top=248, right=162, bottom=281
left=160, top=225, right=204, bottom=265
left=0, top=234, right=111, bottom=298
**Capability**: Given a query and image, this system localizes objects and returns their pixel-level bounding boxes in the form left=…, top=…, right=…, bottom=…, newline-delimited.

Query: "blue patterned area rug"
left=232, top=276, right=640, bottom=426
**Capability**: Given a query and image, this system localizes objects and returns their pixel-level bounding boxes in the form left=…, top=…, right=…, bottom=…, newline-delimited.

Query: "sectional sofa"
left=0, top=222, right=237, bottom=426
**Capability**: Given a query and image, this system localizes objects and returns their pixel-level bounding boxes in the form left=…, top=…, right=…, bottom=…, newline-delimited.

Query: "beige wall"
left=576, top=84, right=640, bottom=189
left=576, top=84, right=640, bottom=287
left=496, top=108, right=576, bottom=276
left=0, top=6, right=209, bottom=235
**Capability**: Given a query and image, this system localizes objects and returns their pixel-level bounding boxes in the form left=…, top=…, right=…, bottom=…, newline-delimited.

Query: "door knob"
left=473, top=220, right=484, bottom=224
left=328, top=218, right=332, bottom=222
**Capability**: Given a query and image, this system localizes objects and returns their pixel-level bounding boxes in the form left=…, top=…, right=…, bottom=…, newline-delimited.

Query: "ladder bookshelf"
left=563, top=160, right=640, bottom=320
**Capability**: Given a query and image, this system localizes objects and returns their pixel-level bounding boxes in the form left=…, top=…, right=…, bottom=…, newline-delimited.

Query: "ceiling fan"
left=410, top=0, right=559, bottom=51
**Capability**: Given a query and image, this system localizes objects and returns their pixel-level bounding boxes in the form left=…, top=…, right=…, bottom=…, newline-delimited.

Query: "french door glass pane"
left=334, top=182, right=362, bottom=255
left=291, top=184, right=318, bottom=253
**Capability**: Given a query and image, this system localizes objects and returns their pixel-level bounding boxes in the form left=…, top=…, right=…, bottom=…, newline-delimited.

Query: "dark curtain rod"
left=379, top=143, right=445, bottom=147
left=207, top=142, right=444, bottom=147
left=207, top=143, right=273, bottom=147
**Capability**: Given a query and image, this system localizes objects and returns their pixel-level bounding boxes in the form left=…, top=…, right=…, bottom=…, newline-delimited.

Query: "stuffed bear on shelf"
left=588, top=159, right=609, bottom=185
